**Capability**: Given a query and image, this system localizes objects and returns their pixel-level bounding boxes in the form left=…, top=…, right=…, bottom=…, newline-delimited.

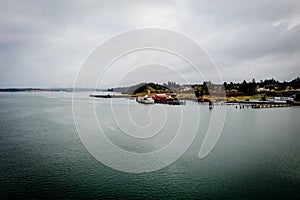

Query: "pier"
left=89, top=94, right=129, bottom=98
left=251, top=104, right=291, bottom=109
left=153, top=99, right=185, bottom=105
left=235, top=100, right=292, bottom=109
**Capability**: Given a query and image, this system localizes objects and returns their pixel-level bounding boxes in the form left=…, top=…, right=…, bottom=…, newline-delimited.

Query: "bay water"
left=0, top=92, right=299, bottom=199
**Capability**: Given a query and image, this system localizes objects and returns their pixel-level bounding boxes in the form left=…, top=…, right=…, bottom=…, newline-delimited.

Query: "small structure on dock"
left=151, top=93, right=182, bottom=105
left=208, top=100, right=213, bottom=109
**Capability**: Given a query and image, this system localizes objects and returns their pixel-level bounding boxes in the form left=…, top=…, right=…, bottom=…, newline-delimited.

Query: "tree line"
left=223, top=77, right=300, bottom=96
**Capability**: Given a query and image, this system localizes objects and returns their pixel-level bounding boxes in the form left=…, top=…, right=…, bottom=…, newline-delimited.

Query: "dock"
left=89, top=94, right=129, bottom=98
left=234, top=100, right=292, bottom=109
left=153, top=99, right=185, bottom=105
left=251, top=104, right=291, bottom=109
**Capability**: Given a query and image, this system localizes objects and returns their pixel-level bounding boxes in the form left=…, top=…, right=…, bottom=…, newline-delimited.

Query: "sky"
left=0, top=0, right=300, bottom=88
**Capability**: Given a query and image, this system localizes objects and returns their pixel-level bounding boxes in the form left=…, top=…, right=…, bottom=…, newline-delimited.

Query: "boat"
left=136, top=95, right=154, bottom=104
left=142, top=97, right=154, bottom=104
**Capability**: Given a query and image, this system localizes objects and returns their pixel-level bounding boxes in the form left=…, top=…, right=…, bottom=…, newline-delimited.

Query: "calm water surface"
left=0, top=92, right=299, bottom=199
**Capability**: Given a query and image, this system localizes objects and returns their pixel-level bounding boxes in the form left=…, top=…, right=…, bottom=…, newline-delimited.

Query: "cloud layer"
left=0, top=0, right=299, bottom=87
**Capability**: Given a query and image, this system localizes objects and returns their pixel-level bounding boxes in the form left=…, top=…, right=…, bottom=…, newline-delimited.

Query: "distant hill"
left=111, top=82, right=171, bottom=94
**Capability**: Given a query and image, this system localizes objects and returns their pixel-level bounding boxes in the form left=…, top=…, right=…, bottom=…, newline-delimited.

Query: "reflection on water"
left=0, top=92, right=299, bottom=199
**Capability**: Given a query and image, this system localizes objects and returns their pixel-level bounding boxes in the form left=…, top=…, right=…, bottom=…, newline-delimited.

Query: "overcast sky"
left=0, top=0, right=300, bottom=88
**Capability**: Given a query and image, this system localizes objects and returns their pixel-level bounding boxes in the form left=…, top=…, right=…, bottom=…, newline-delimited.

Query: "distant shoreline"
left=0, top=88, right=111, bottom=92
left=0, top=88, right=72, bottom=92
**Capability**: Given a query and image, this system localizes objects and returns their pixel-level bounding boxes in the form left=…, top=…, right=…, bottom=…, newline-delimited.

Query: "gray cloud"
left=0, top=0, right=299, bottom=87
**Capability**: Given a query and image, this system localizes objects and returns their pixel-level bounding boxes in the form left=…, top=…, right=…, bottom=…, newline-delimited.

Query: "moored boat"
left=136, top=95, right=154, bottom=104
